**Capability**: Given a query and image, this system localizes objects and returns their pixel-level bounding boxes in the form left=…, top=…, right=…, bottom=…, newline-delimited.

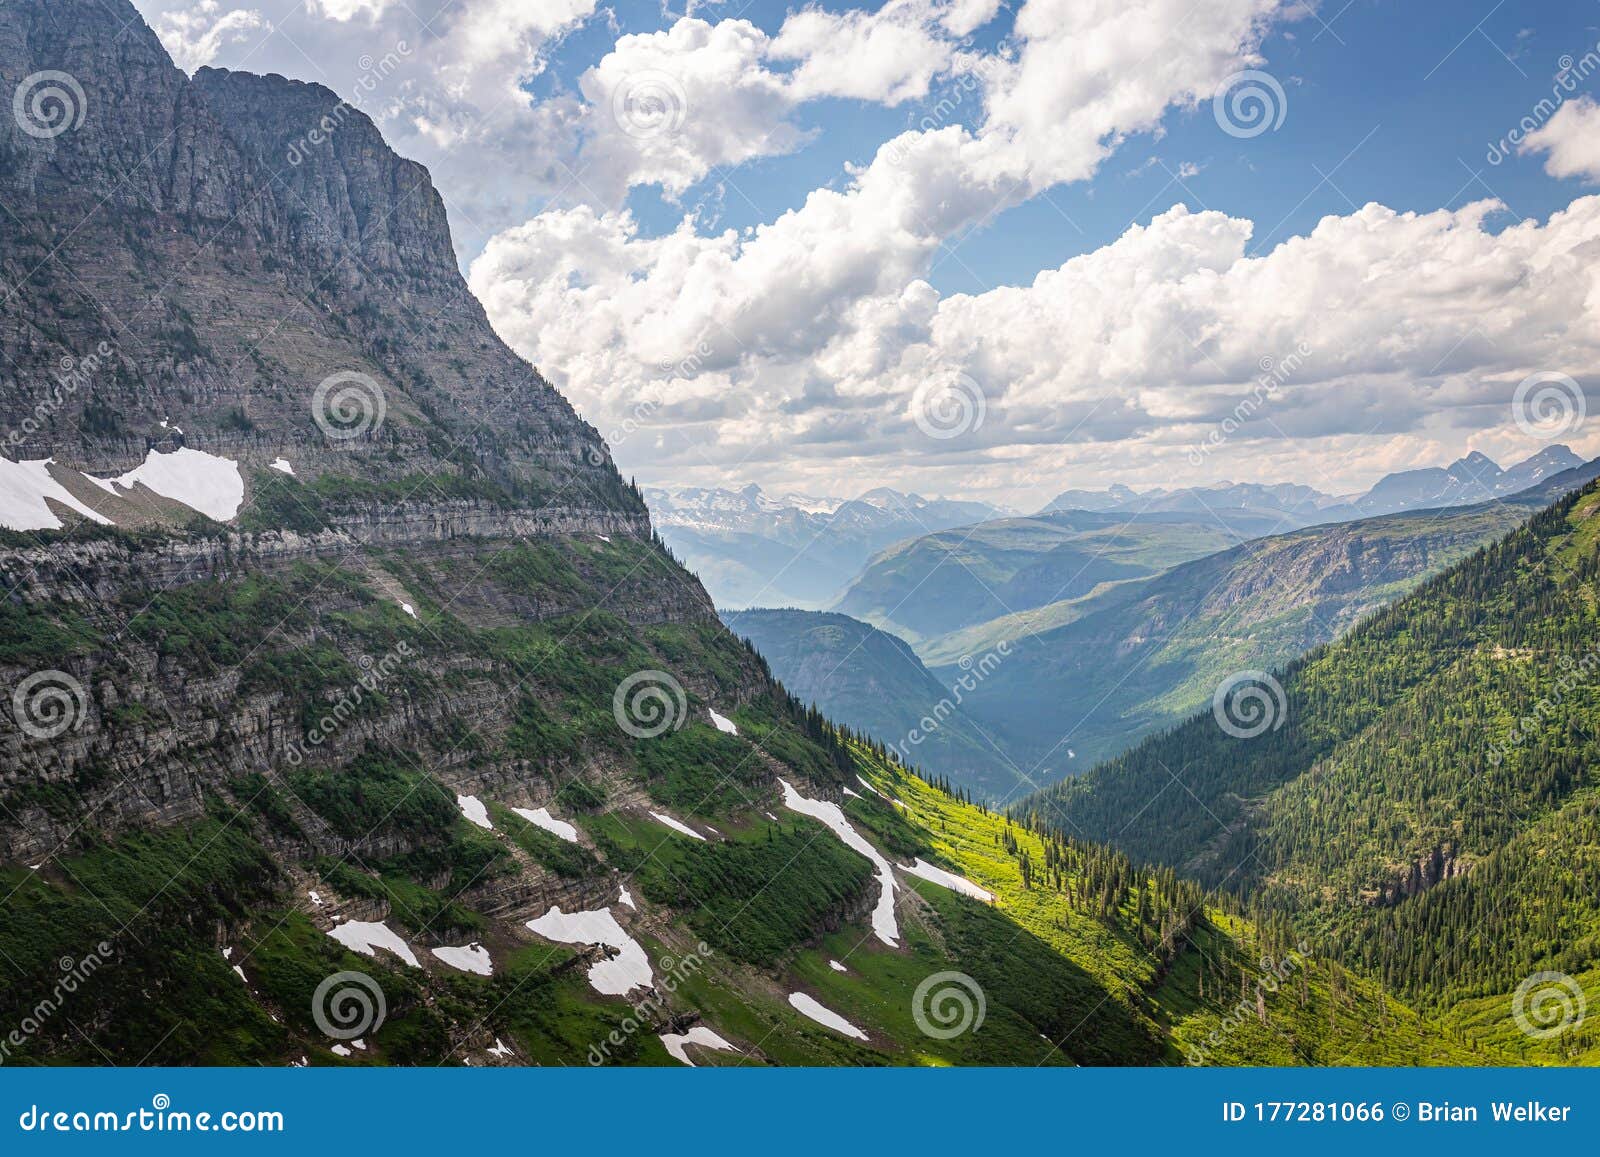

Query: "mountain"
left=720, top=609, right=1020, bottom=798
left=1352, top=445, right=1585, bottom=516
left=1037, top=447, right=1586, bottom=525
left=937, top=462, right=1600, bottom=786
left=1040, top=480, right=1344, bottom=524
left=1020, top=478, right=1600, bottom=1061
left=646, top=483, right=1007, bottom=609
left=832, top=508, right=1270, bottom=648
left=0, top=0, right=1484, bottom=1068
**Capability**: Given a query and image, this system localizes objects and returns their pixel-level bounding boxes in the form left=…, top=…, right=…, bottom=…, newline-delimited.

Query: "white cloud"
left=1522, top=96, right=1600, bottom=183
left=472, top=193, right=1600, bottom=500
left=153, top=2, right=266, bottom=72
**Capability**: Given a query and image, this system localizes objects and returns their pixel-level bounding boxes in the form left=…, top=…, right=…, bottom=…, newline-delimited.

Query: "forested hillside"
left=1023, top=481, right=1600, bottom=1061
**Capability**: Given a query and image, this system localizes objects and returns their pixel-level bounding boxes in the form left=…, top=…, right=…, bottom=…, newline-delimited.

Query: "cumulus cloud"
left=152, top=2, right=267, bottom=71
left=472, top=194, right=1600, bottom=499
left=1522, top=96, right=1600, bottom=183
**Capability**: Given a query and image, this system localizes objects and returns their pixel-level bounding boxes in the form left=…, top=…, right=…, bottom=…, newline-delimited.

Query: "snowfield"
left=779, top=779, right=898, bottom=946
left=709, top=709, right=738, bottom=734
left=526, top=906, right=652, bottom=995
left=94, top=447, right=243, bottom=521
left=327, top=921, right=421, bottom=967
left=430, top=943, right=493, bottom=976
left=0, top=458, right=113, bottom=530
left=511, top=805, right=578, bottom=843
left=456, top=794, right=492, bottom=830
left=660, top=1025, right=737, bottom=1066
left=788, top=992, right=868, bottom=1040
left=901, top=858, right=994, bottom=902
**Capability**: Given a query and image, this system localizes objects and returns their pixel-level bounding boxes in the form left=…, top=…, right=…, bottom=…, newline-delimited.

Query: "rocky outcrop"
left=0, top=0, right=629, bottom=513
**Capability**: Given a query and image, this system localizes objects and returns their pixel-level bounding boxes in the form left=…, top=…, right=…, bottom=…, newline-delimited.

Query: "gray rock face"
left=0, top=0, right=627, bottom=512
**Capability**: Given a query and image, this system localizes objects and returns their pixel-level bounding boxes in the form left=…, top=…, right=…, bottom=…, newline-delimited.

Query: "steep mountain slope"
left=647, top=484, right=1005, bottom=609
left=0, top=0, right=1477, bottom=1068
left=721, top=609, right=1019, bottom=798
left=1021, top=480, right=1600, bottom=1062
left=832, top=509, right=1265, bottom=648
left=937, top=466, right=1600, bottom=782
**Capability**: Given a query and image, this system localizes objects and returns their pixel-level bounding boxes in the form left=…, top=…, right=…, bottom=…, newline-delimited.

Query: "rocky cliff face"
left=0, top=0, right=624, bottom=508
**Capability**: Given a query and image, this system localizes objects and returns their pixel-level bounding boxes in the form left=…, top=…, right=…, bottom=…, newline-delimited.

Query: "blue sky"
left=135, top=0, right=1600, bottom=505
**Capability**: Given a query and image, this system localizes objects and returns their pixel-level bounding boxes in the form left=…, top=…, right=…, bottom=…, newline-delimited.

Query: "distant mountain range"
left=729, top=457, right=1600, bottom=800
left=1039, top=445, right=1585, bottom=524
left=646, top=484, right=1007, bottom=609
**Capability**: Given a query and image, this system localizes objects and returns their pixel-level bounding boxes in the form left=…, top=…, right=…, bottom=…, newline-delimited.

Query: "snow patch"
left=331, top=1044, right=352, bottom=1057
left=780, top=779, right=897, bottom=946
left=488, top=1038, right=513, bottom=1058
left=456, top=794, right=492, bottom=830
left=788, top=992, right=867, bottom=1040
left=307, top=890, right=323, bottom=907
left=0, top=458, right=114, bottom=530
left=431, top=942, right=493, bottom=976
left=232, top=965, right=248, bottom=984
left=649, top=811, right=706, bottom=841
left=829, top=960, right=848, bottom=973
left=841, top=786, right=862, bottom=799
left=708, top=709, right=738, bottom=735
left=618, top=885, right=636, bottom=910
left=327, top=920, right=420, bottom=968
left=660, top=1026, right=737, bottom=1066
left=96, top=447, right=243, bottom=521
left=901, top=859, right=994, bottom=902
left=526, top=906, right=652, bottom=995
left=511, top=806, right=578, bottom=843
left=269, top=457, right=294, bottom=475
left=399, top=601, right=417, bottom=619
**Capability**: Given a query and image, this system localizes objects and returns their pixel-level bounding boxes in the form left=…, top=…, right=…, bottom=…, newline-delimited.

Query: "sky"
left=131, top=0, right=1600, bottom=508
